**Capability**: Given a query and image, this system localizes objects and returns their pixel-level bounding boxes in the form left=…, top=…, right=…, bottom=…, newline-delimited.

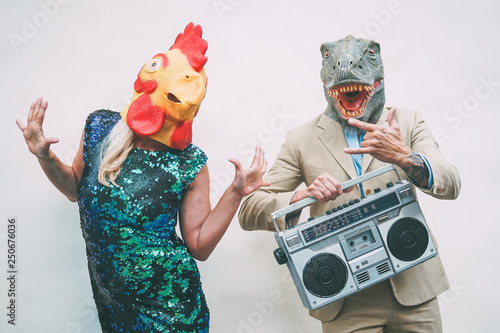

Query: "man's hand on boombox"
left=290, top=174, right=355, bottom=204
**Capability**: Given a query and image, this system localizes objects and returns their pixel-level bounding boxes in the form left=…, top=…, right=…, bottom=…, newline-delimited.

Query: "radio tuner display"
left=302, top=192, right=400, bottom=243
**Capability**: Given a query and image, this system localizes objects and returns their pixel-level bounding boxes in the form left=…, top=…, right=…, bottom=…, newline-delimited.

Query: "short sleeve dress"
left=77, top=110, right=209, bottom=332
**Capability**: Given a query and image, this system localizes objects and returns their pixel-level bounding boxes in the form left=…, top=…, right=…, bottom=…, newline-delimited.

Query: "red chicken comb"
left=169, top=22, right=208, bottom=72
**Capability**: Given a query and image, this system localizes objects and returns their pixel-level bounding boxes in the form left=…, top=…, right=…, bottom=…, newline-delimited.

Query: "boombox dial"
left=274, top=248, right=288, bottom=265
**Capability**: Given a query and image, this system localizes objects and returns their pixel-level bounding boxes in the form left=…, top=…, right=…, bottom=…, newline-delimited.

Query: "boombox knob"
left=274, top=248, right=288, bottom=265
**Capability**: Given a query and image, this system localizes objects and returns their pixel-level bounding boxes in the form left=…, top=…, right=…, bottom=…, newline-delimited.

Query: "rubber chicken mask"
left=120, top=23, right=208, bottom=150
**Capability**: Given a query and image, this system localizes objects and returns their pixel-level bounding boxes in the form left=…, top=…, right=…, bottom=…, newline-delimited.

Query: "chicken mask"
left=120, top=23, right=208, bottom=150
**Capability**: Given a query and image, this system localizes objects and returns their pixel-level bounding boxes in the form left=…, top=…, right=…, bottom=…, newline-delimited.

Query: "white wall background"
left=1, top=0, right=499, bottom=332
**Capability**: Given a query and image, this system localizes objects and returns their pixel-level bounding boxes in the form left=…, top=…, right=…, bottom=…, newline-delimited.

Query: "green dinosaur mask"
left=320, top=35, right=385, bottom=126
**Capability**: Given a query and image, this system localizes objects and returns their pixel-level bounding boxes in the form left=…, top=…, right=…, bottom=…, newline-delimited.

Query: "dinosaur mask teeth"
left=328, top=81, right=380, bottom=118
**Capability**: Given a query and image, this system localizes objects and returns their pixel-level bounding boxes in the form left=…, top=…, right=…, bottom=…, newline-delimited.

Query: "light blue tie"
left=344, top=126, right=365, bottom=197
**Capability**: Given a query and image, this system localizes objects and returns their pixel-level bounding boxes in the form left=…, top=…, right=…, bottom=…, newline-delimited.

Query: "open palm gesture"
left=16, top=97, right=59, bottom=158
left=229, top=145, right=270, bottom=197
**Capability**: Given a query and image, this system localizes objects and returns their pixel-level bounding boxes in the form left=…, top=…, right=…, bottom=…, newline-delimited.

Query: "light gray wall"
left=1, top=0, right=498, bottom=332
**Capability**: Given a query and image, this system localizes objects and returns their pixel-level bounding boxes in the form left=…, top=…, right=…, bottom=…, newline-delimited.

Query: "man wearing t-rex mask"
left=238, top=35, right=461, bottom=332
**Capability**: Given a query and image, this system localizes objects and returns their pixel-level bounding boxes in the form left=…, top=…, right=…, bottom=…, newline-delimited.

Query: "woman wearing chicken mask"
left=16, top=23, right=268, bottom=332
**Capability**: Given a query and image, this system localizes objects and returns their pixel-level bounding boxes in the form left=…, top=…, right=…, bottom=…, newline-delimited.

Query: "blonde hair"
left=98, top=120, right=136, bottom=186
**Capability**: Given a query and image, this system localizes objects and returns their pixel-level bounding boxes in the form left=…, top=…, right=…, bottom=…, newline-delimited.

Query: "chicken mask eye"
left=147, top=59, right=162, bottom=72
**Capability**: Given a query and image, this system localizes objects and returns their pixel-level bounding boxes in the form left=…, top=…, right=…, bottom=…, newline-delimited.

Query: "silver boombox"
left=272, top=165, right=436, bottom=310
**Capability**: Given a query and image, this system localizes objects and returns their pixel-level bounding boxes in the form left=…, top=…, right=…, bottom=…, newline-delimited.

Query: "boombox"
left=271, top=165, right=436, bottom=310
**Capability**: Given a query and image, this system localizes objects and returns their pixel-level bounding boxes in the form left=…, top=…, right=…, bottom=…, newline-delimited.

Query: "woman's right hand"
left=16, top=97, right=59, bottom=158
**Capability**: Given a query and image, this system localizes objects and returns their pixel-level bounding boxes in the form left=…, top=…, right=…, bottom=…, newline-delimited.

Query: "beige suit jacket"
left=238, top=107, right=461, bottom=322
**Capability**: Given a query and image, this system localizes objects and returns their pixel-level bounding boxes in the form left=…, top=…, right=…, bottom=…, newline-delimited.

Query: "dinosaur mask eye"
left=369, top=49, right=375, bottom=54
left=147, top=59, right=162, bottom=72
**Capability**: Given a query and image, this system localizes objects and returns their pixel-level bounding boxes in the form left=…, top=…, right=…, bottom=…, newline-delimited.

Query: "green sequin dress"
left=77, top=110, right=209, bottom=332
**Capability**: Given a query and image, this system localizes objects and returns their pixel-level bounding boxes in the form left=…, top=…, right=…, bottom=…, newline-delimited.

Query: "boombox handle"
left=270, top=164, right=402, bottom=232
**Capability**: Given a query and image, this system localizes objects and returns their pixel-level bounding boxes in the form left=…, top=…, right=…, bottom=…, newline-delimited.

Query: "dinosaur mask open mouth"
left=328, top=80, right=381, bottom=118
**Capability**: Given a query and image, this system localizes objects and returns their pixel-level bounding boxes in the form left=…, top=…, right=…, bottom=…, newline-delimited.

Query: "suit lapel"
left=317, top=108, right=390, bottom=178
left=361, top=108, right=389, bottom=174
left=317, top=114, right=357, bottom=180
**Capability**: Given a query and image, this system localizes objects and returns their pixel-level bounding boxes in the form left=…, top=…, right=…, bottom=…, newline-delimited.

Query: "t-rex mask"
left=320, top=35, right=385, bottom=126
left=120, top=22, right=208, bottom=150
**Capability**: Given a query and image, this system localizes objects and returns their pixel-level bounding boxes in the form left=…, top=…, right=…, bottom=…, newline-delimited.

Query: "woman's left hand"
left=229, top=145, right=270, bottom=197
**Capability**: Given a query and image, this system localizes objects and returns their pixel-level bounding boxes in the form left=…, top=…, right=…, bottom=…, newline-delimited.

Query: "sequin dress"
left=77, top=110, right=209, bottom=332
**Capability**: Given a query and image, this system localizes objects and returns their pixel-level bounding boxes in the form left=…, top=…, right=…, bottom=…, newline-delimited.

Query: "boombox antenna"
left=271, top=164, right=401, bottom=232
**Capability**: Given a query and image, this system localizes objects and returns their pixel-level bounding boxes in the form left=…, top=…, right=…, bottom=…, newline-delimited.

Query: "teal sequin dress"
left=77, top=110, right=209, bottom=332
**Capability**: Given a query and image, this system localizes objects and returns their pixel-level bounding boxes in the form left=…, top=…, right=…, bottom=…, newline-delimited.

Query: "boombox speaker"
left=271, top=165, right=437, bottom=310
